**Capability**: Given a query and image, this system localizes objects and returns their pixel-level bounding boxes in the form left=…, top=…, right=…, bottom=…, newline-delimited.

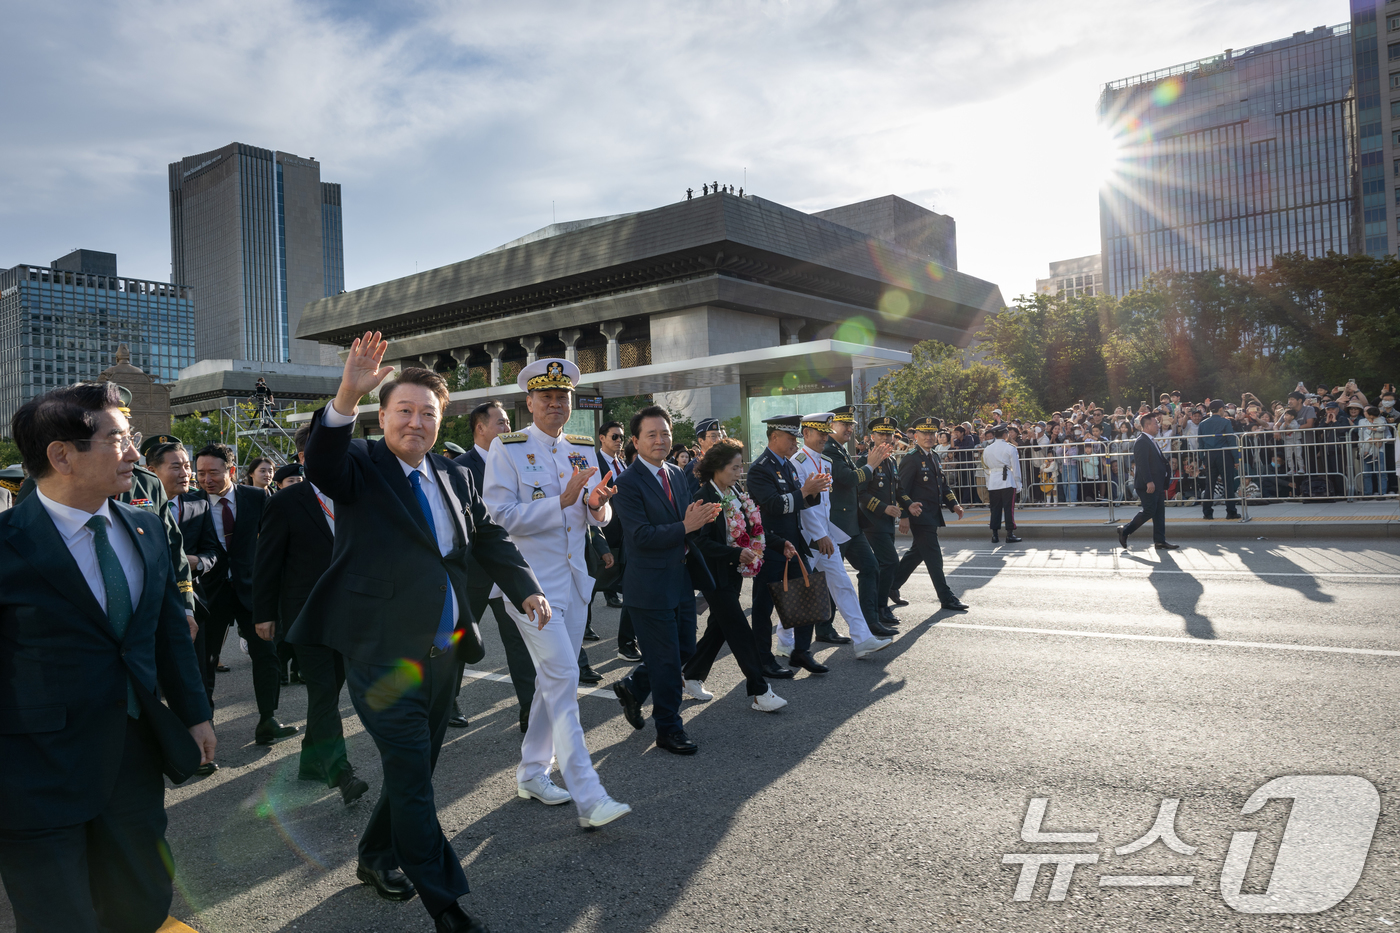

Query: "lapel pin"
left=137, top=528, right=145, bottom=535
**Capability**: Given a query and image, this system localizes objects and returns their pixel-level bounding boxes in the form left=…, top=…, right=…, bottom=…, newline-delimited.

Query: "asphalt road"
left=3, top=536, right=1396, bottom=932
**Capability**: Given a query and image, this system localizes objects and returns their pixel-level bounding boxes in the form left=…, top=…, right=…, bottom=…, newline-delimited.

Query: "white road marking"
left=945, top=568, right=1398, bottom=579
left=461, top=667, right=617, bottom=698
left=933, top=621, right=1400, bottom=658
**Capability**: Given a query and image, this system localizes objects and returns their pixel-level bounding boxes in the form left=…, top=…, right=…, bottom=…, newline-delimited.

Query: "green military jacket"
left=823, top=435, right=877, bottom=539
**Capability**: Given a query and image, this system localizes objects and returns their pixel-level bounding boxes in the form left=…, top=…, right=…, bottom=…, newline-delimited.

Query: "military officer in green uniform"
left=889, top=415, right=969, bottom=612
left=857, top=416, right=912, bottom=624
left=821, top=405, right=898, bottom=640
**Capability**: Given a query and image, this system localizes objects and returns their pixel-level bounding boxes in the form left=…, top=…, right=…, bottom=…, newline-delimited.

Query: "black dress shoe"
left=1117, top=525, right=1129, bottom=549
left=519, top=709, right=530, bottom=733
left=788, top=650, right=829, bottom=674
left=336, top=769, right=370, bottom=806
left=578, top=665, right=603, bottom=685
left=435, top=903, right=489, bottom=933
left=195, top=761, right=219, bottom=777
left=255, top=718, right=299, bottom=745
left=814, top=629, right=851, bottom=645
left=583, top=624, right=601, bottom=642
left=216, top=663, right=230, bottom=673
left=1006, top=534, right=1023, bottom=543
left=991, top=531, right=999, bottom=543
left=1155, top=542, right=1181, bottom=550
left=447, top=700, right=470, bottom=728
left=881, top=609, right=901, bottom=625
left=889, top=590, right=909, bottom=607
left=356, top=863, right=416, bottom=901
left=761, top=662, right=795, bottom=679
left=612, top=681, right=645, bottom=730
left=605, top=594, right=625, bottom=609
left=1226, top=513, right=1240, bottom=520
left=616, top=642, right=642, bottom=662
left=656, top=730, right=698, bottom=755
left=940, top=600, right=970, bottom=611
left=868, top=621, right=898, bottom=638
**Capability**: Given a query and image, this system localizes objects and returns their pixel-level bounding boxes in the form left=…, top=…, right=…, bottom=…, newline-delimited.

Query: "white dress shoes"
left=853, top=636, right=893, bottom=659
left=682, top=679, right=714, bottom=701
left=577, top=795, right=632, bottom=829
left=750, top=688, right=788, bottom=712
left=517, top=775, right=572, bottom=806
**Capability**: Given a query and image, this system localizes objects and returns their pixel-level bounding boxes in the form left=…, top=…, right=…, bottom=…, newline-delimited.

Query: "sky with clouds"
left=1, top=0, right=1346, bottom=304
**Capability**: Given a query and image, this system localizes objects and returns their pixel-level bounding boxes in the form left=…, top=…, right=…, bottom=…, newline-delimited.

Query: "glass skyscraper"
left=0, top=251, right=194, bottom=432
left=169, top=143, right=345, bottom=365
left=1099, top=23, right=1356, bottom=296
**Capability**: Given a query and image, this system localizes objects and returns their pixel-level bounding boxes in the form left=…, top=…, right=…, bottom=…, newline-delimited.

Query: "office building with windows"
left=1035, top=254, right=1103, bottom=298
left=290, top=192, right=1003, bottom=448
left=0, top=250, right=194, bottom=433
left=1098, top=23, right=1356, bottom=295
left=169, top=143, right=345, bottom=365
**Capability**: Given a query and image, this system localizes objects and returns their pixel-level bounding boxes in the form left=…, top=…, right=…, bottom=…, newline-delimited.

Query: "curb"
left=159, top=919, right=199, bottom=933
left=933, top=521, right=1400, bottom=540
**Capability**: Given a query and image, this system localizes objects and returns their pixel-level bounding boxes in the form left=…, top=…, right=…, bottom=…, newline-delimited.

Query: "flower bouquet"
left=722, top=487, right=765, bottom=577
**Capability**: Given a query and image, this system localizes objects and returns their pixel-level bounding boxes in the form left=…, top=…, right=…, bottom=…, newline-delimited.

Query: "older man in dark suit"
left=1118, top=412, right=1179, bottom=550
left=0, top=382, right=214, bottom=933
left=611, top=405, right=720, bottom=756
left=290, top=333, right=546, bottom=933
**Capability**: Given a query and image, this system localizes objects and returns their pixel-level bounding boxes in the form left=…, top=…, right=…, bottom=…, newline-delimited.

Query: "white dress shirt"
left=209, top=484, right=236, bottom=544
left=36, top=487, right=145, bottom=612
left=474, top=444, right=491, bottom=463
left=323, top=401, right=458, bottom=625
left=311, top=483, right=335, bottom=536
left=599, top=449, right=626, bottom=479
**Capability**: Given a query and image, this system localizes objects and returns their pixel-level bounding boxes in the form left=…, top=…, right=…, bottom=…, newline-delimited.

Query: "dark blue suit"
left=1124, top=432, right=1171, bottom=544
left=614, top=460, right=712, bottom=735
left=290, top=407, right=542, bottom=919
left=0, top=493, right=210, bottom=932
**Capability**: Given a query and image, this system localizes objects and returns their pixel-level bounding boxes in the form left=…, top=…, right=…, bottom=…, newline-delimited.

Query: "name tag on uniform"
left=521, top=456, right=546, bottom=473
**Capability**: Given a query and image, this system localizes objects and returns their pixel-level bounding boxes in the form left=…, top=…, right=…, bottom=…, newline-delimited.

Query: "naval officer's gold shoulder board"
left=565, top=434, right=595, bottom=446
left=500, top=432, right=527, bottom=444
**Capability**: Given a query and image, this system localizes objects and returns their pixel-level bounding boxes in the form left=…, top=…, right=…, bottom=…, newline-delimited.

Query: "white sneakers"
left=578, top=795, right=632, bottom=829
left=682, top=679, right=714, bottom=701
left=751, top=688, right=788, bottom=713
left=517, top=775, right=572, bottom=806
left=853, top=636, right=893, bottom=659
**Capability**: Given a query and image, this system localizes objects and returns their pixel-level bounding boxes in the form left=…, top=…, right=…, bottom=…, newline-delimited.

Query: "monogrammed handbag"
left=767, top=556, right=830, bottom=629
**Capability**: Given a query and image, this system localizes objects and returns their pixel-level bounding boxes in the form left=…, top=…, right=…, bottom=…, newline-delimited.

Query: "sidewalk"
left=929, top=499, right=1400, bottom=540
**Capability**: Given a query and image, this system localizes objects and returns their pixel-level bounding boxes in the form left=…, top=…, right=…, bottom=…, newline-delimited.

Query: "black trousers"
left=751, top=551, right=813, bottom=662
left=1201, top=453, right=1240, bottom=518
left=892, top=524, right=956, bottom=605
left=347, top=647, right=466, bottom=920
left=0, top=718, right=171, bottom=933
left=461, top=590, right=536, bottom=718
left=1124, top=489, right=1168, bottom=544
left=206, top=601, right=280, bottom=718
left=825, top=534, right=881, bottom=631
left=988, top=487, right=1017, bottom=531
left=620, top=597, right=697, bottom=736
left=863, top=527, right=898, bottom=613
left=293, top=643, right=350, bottom=786
left=683, top=581, right=768, bottom=696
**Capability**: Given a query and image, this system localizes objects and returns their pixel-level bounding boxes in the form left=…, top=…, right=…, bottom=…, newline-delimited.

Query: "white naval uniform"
left=483, top=421, right=611, bottom=814
left=776, top=444, right=875, bottom=649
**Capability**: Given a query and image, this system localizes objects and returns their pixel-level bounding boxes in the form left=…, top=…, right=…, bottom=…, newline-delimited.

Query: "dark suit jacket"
left=0, top=495, right=210, bottom=831
left=1133, top=432, right=1170, bottom=495
left=175, top=493, right=222, bottom=614
left=182, top=484, right=266, bottom=615
left=288, top=406, right=542, bottom=666
left=457, top=447, right=495, bottom=597
left=596, top=450, right=627, bottom=549
left=614, top=460, right=714, bottom=611
left=253, top=481, right=333, bottom=631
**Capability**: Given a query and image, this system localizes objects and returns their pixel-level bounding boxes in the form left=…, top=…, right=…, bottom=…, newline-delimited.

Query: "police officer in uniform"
left=890, top=416, right=969, bottom=611
left=857, top=416, right=910, bottom=625
left=0, top=464, right=21, bottom=512
left=683, top=417, right=725, bottom=493
left=483, top=358, right=631, bottom=829
left=1197, top=399, right=1241, bottom=520
left=823, top=405, right=897, bottom=639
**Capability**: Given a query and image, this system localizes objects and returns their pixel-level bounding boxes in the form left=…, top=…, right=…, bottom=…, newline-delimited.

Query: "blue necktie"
left=408, top=470, right=455, bottom=651
left=86, top=515, right=141, bottom=718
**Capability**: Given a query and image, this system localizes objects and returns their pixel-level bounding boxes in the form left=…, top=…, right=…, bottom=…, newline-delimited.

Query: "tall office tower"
left=1098, top=23, right=1355, bottom=296
left=0, top=250, right=194, bottom=433
left=169, top=143, right=345, bottom=364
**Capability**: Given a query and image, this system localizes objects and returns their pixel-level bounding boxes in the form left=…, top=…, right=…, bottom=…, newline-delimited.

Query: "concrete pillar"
left=649, top=306, right=780, bottom=424
left=780, top=317, right=806, bottom=345
left=485, top=341, right=507, bottom=387
left=449, top=347, right=472, bottom=368
left=431, top=352, right=456, bottom=374
left=599, top=320, right=625, bottom=371
left=558, top=328, right=582, bottom=365
left=519, top=334, right=543, bottom=366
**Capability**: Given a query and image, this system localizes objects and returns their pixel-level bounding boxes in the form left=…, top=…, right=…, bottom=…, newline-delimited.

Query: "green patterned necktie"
left=86, top=515, right=140, bottom=718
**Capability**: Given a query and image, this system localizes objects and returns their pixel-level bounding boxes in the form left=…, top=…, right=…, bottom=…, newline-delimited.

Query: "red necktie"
left=220, top=497, right=235, bottom=552
left=657, top=465, right=674, bottom=503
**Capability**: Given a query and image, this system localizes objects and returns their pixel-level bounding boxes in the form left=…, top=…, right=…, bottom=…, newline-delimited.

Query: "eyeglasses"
left=66, top=432, right=142, bottom=453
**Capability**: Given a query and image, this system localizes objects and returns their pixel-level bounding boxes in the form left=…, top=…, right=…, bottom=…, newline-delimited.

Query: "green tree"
left=170, top=412, right=228, bottom=451
left=866, top=340, right=1039, bottom=425
left=0, top=437, right=20, bottom=468
left=982, top=293, right=1112, bottom=412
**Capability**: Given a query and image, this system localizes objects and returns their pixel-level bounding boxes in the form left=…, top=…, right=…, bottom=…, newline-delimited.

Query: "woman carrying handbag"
left=679, top=439, right=788, bottom=712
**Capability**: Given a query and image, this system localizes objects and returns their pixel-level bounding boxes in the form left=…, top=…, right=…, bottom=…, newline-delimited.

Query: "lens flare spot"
left=834, top=316, right=875, bottom=347
left=878, top=289, right=911, bottom=319
left=782, top=372, right=800, bottom=389
left=1152, top=76, right=1183, bottom=106
left=367, top=659, right=423, bottom=711
left=926, top=262, right=945, bottom=282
